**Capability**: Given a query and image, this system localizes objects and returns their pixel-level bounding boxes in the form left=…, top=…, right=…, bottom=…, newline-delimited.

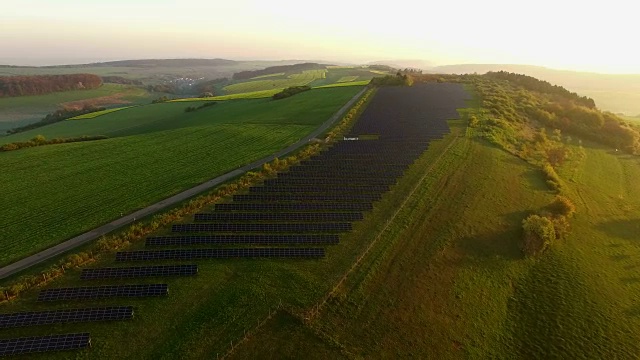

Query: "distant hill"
left=46, top=58, right=239, bottom=68
left=368, top=59, right=434, bottom=70
left=431, top=64, right=640, bottom=115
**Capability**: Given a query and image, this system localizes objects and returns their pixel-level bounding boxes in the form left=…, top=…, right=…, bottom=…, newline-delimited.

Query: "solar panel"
left=214, top=203, right=373, bottom=212
left=232, top=194, right=381, bottom=202
left=172, top=222, right=352, bottom=233
left=248, top=185, right=389, bottom=193
left=81, top=265, right=197, bottom=280
left=146, top=234, right=339, bottom=246
left=116, top=248, right=325, bottom=261
left=38, top=284, right=168, bottom=302
left=0, top=306, right=133, bottom=328
left=0, top=333, right=90, bottom=356
left=193, top=212, right=363, bottom=222
left=263, top=178, right=397, bottom=186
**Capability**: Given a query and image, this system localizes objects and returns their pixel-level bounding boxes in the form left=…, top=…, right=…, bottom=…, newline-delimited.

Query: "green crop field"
left=68, top=106, right=137, bottom=120
left=336, top=76, right=359, bottom=83
left=222, top=70, right=327, bottom=94
left=0, top=86, right=362, bottom=266
left=1, top=86, right=363, bottom=144
left=0, top=84, right=153, bottom=133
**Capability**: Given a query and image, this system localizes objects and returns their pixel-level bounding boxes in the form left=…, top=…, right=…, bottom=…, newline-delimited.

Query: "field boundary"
left=0, top=87, right=368, bottom=280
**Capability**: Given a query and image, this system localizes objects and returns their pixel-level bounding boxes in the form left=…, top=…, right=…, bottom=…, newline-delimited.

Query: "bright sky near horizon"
left=1, top=0, right=637, bottom=73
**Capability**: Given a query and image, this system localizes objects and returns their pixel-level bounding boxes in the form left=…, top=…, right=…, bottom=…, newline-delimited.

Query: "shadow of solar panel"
left=0, top=333, right=90, bottom=356
left=172, top=222, right=352, bottom=233
left=81, top=265, right=197, bottom=280
left=38, top=284, right=168, bottom=302
left=146, top=235, right=339, bottom=246
left=0, top=306, right=133, bottom=329
left=214, top=203, right=373, bottom=212
left=116, top=248, right=325, bottom=261
left=194, top=212, right=363, bottom=222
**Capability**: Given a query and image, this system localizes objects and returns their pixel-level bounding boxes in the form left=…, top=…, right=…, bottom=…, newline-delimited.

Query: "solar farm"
left=0, top=83, right=471, bottom=357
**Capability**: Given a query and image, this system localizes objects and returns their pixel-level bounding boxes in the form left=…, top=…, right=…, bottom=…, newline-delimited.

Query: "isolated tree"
left=522, top=215, right=556, bottom=257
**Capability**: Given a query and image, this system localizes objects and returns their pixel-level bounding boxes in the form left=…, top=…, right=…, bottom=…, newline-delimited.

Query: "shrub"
left=549, top=195, right=576, bottom=218
left=551, top=215, right=571, bottom=239
left=273, top=86, right=311, bottom=100
left=542, top=162, right=563, bottom=191
left=522, top=215, right=556, bottom=257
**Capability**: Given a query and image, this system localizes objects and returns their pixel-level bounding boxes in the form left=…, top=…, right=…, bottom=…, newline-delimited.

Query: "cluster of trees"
left=0, top=74, right=102, bottom=97
left=522, top=196, right=576, bottom=257
left=485, top=71, right=595, bottom=108
left=185, top=102, right=217, bottom=112
left=272, top=86, right=311, bottom=100
left=1, top=135, right=108, bottom=152
left=233, top=63, right=326, bottom=80
left=530, top=103, right=640, bottom=154
left=102, top=76, right=143, bottom=85
left=151, top=96, right=171, bottom=104
left=370, top=73, right=414, bottom=86
left=6, top=105, right=106, bottom=134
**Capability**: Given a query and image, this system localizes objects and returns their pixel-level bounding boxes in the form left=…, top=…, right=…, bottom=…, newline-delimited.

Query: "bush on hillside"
left=548, top=195, right=576, bottom=218
left=522, top=215, right=556, bottom=257
left=273, top=86, right=311, bottom=100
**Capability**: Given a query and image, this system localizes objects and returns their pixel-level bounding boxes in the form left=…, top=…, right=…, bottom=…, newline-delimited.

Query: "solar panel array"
left=81, top=265, right=197, bottom=280
left=0, top=306, right=133, bottom=329
left=0, top=333, right=90, bottom=356
left=116, top=248, right=325, bottom=261
left=146, top=235, right=339, bottom=246
left=38, top=284, right=168, bottom=302
left=1, top=84, right=471, bottom=357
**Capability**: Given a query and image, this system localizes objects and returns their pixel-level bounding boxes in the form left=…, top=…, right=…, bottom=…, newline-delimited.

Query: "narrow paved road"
left=0, top=87, right=368, bottom=280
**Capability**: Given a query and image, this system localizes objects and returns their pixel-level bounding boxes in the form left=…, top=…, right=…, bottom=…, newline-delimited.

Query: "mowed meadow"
left=0, top=86, right=363, bottom=266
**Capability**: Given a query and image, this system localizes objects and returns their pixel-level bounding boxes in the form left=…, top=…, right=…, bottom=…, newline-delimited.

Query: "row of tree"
left=272, top=86, right=311, bottom=100
left=1, top=134, right=108, bottom=152
left=0, top=74, right=102, bottom=97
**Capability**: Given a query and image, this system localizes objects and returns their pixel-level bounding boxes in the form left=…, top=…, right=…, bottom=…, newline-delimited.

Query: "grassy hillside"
left=230, top=89, right=640, bottom=359
left=0, top=86, right=362, bottom=266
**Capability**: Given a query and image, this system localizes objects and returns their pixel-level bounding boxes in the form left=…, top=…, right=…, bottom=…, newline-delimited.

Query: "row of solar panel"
left=232, top=194, right=381, bottom=202
left=288, top=164, right=409, bottom=171
left=248, top=185, right=390, bottom=193
left=116, top=248, right=325, bottom=261
left=0, top=306, right=133, bottom=329
left=0, top=333, right=90, bottom=357
left=146, top=235, right=339, bottom=246
left=277, top=171, right=403, bottom=178
left=194, top=212, right=363, bottom=222
left=81, top=265, right=197, bottom=280
left=38, top=284, right=168, bottom=302
left=263, top=178, right=396, bottom=186
left=172, top=222, right=352, bottom=233
left=214, top=203, right=373, bottom=211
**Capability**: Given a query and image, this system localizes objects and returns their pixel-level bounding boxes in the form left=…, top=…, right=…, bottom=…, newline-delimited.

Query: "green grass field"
left=336, top=76, right=359, bottom=83
left=223, top=70, right=326, bottom=94
left=0, top=86, right=362, bottom=266
left=0, top=84, right=153, bottom=133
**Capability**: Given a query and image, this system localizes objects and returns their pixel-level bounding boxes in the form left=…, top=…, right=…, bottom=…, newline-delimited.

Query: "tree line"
left=1, top=134, right=109, bottom=152
left=0, top=74, right=102, bottom=97
left=272, top=86, right=311, bottom=100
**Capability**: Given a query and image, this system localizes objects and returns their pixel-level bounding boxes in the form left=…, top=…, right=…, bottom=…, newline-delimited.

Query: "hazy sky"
left=1, top=0, right=637, bottom=73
